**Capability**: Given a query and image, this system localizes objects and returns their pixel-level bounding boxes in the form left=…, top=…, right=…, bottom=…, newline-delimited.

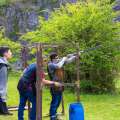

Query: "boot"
left=0, top=101, right=13, bottom=115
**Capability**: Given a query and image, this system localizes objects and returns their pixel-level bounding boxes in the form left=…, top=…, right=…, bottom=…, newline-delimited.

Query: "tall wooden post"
left=76, top=43, right=80, bottom=102
left=21, top=46, right=31, bottom=119
left=36, top=43, right=43, bottom=120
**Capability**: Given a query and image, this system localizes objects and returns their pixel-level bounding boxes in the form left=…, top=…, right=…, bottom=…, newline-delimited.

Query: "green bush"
left=0, top=28, right=21, bottom=62
left=22, top=0, right=120, bottom=93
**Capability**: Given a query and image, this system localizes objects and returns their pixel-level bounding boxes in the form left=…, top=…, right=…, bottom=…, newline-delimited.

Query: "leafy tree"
left=22, top=0, right=120, bottom=93
left=0, top=28, right=21, bottom=62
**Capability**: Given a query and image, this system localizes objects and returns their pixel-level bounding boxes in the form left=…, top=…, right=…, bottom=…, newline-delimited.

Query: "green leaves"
left=0, top=28, right=21, bottom=62
left=0, top=28, right=20, bottom=49
left=21, top=0, right=120, bottom=93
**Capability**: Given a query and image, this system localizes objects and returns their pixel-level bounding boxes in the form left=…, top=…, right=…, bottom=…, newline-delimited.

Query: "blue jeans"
left=18, top=90, right=36, bottom=120
left=50, top=90, right=62, bottom=120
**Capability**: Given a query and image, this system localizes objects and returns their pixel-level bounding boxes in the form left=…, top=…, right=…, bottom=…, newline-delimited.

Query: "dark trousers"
left=18, top=90, right=36, bottom=120
left=50, top=90, right=62, bottom=120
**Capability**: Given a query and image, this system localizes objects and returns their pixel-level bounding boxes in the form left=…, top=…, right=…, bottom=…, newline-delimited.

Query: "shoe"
left=0, top=101, right=13, bottom=116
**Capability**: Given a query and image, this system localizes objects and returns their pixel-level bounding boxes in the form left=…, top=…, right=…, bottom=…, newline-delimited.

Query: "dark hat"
left=49, top=52, right=58, bottom=60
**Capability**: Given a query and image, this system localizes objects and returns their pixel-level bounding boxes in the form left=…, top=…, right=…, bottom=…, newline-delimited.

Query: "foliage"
left=22, top=0, right=120, bottom=93
left=0, top=28, right=21, bottom=62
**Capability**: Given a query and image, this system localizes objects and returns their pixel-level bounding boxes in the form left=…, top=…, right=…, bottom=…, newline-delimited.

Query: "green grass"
left=0, top=72, right=120, bottom=120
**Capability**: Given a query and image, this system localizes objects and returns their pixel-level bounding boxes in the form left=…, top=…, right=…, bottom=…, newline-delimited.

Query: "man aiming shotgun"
left=47, top=52, right=80, bottom=120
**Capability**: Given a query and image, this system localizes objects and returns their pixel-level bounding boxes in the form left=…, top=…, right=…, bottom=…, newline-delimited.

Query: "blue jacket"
left=17, top=63, right=36, bottom=94
left=47, top=55, right=77, bottom=82
left=22, top=63, right=36, bottom=82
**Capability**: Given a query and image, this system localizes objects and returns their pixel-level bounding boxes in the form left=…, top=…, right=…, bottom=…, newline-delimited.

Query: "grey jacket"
left=0, top=58, right=8, bottom=101
left=48, top=54, right=77, bottom=82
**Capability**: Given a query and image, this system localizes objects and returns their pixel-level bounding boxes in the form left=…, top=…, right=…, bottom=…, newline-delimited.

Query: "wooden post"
left=21, top=46, right=31, bottom=119
left=36, top=43, right=43, bottom=120
left=76, top=43, right=80, bottom=102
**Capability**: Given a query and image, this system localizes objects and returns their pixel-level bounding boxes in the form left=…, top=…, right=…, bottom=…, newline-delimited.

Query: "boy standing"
left=0, top=46, right=12, bottom=115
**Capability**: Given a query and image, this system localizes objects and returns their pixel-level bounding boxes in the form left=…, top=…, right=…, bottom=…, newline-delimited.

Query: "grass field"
left=0, top=72, right=120, bottom=120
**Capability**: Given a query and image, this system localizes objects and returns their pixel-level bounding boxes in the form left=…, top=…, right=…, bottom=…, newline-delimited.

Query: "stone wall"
left=0, top=0, right=76, bottom=40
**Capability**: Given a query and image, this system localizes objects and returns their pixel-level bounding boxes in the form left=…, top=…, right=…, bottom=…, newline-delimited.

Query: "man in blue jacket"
left=17, top=62, right=63, bottom=120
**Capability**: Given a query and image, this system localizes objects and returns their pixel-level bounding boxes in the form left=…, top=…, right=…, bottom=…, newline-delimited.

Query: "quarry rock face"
left=0, top=0, right=77, bottom=40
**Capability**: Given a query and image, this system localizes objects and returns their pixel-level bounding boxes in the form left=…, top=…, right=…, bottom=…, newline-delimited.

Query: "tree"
left=21, top=0, right=120, bottom=93
left=0, top=28, right=20, bottom=62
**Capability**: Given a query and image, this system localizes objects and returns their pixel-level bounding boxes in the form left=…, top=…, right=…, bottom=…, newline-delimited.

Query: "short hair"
left=0, top=46, right=10, bottom=57
left=50, top=52, right=58, bottom=61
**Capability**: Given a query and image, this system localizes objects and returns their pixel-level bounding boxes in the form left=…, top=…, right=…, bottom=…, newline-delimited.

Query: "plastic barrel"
left=69, top=102, right=84, bottom=120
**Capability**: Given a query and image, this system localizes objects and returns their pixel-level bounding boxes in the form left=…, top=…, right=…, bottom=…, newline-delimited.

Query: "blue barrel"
left=69, top=102, right=84, bottom=120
